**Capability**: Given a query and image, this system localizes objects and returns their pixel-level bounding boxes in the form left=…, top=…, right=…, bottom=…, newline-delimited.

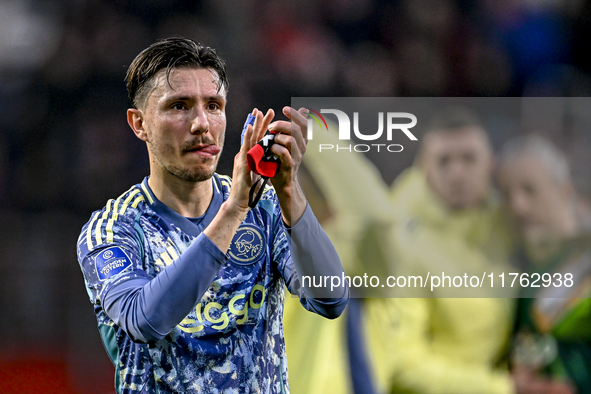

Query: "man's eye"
left=522, top=182, right=536, bottom=196
left=171, top=103, right=186, bottom=110
left=208, top=103, right=221, bottom=111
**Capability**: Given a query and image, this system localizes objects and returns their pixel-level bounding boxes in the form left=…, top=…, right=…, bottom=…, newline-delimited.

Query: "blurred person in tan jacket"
left=283, top=116, right=393, bottom=394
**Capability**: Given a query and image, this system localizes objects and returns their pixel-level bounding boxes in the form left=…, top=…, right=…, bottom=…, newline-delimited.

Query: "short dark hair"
left=416, top=106, right=490, bottom=166
left=125, top=37, right=228, bottom=109
left=427, top=105, right=483, bottom=132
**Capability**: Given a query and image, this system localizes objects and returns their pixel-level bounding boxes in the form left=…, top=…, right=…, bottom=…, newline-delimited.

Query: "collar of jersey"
left=140, top=175, right=224, bottom=237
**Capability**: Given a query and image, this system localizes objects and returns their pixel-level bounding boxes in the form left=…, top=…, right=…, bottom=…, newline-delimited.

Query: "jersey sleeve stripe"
left=131, top=195, right=145, bottom=208
left=105, top=189, right=142, bottom=244
left=121, top=188, right=141, bottom=208
left=94, top=199, right=114, bottom=247
left=141, top=182, right=155, bottom=204
left=219, top=175, right=231, bottom=189
left=86, top=186, right=144, bottom=250
left=166, top=245, right=180, bottom=260
left=86, top=211, right=101, bottom=249
left=104, top=198, right=121, bottom=245
left=161, top=251, right=174, bottom=266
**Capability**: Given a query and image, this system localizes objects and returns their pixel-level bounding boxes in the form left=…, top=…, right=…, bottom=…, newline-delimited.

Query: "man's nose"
left=510, top=191, right=529, bottom=218
left=191, top=108, right=209, bottom=134
left=448, top=161, right=468, bottom=181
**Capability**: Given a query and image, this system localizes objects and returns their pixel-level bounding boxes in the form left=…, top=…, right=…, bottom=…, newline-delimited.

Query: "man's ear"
left=127, top=108, right=148, bottom=142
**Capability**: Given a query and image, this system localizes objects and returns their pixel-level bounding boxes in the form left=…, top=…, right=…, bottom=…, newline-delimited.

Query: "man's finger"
left=271, top=134, right=293, bottom=152
left=261, top=109, right=275, bottom=140
left=272, top=134, right=303, bottom=167
left=297, top=107, right=310, bottom=145
left=283, top=106, right=308, bottom=128
left=284, top=106, right=308, bottom=148
left=269, top=120, right=306, bottom=155
left=250, top=109, right=263, bottom=148
left=270, top=142, right=292, bottom=168
left=273, top=134, right=292, bottom=154
left=242, top=124, right=255, bottom=153
left=250, top=108, right=275, bottom=147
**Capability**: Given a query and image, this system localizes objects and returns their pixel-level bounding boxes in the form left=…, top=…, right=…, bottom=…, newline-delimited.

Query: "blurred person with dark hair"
left=499, top=135, right=591, bottom=394
left=363, top=107, right=524, bottom=393
left=75, top=37, right=348, bottom=394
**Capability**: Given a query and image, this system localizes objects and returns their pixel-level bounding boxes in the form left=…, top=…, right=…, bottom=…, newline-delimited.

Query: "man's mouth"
left=185, top=144, right=221, bottom=157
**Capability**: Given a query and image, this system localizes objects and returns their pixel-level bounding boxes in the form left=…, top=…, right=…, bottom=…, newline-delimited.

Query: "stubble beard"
left=165, top=162, right=217, bottom=182
left=149, top=134, right=224, bottom=183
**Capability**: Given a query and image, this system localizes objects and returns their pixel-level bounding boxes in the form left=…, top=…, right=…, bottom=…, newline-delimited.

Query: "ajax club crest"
left=228, top=224, right=265, bottom=265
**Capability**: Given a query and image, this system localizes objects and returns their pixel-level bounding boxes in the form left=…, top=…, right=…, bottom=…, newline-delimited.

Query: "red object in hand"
left=247, top=130, right=280, bottom=178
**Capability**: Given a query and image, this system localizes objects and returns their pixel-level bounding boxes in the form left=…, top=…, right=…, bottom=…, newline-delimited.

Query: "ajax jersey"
left=77, top=174, right=295, bottom=393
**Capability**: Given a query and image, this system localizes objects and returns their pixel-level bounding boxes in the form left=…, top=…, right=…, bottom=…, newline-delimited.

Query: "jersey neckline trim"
left=140, top=176, right=225, bottom=237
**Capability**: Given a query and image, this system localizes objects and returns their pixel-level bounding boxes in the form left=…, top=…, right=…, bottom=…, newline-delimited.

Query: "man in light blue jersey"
left=76, top=37, right=348, bottom=394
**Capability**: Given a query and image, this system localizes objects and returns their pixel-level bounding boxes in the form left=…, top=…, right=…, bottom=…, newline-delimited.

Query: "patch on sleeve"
left=95, top=246, right=133, bottom=281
